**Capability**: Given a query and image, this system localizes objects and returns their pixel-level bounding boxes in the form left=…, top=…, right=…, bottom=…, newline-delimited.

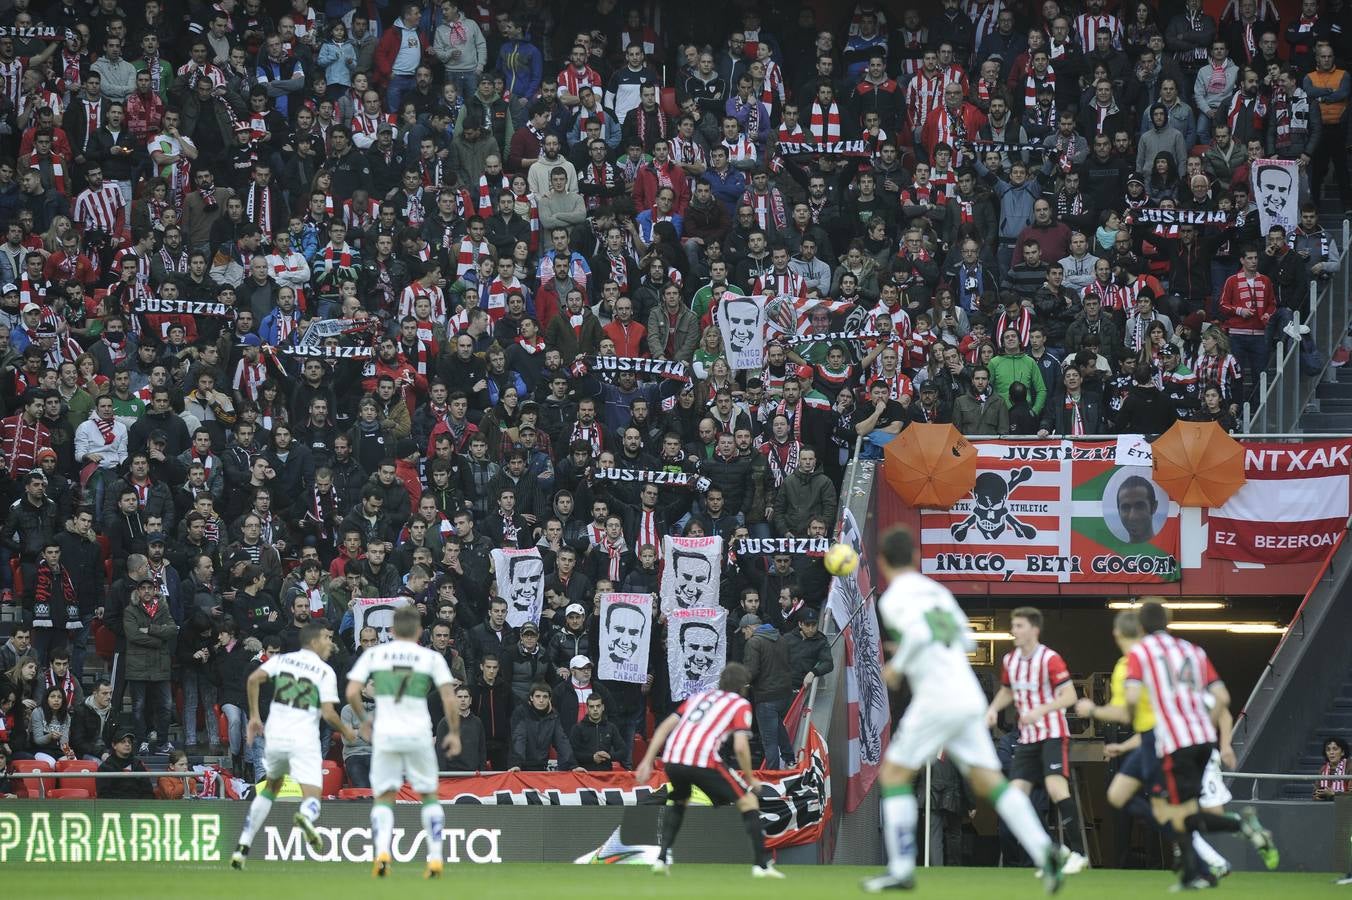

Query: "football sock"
left=371, top=802, right=395, bottom=859
left=421, top=798, right=445, bottom=862
left=1056, top=798, right=1085, bottom=853
left=881, top=783, right=917, bottom=879
left=992, top=780, right=1053, bottom=860
left=300, top=796, right=321, bottom=825
left=741, top=808, right=769, bottom=868
left=658, top=802, right=686, bottom=861
left=238, top=787, right=276, bottom=850
left=1191, top=832, right=1228, bottom=870
left=1187, top=812, right=1241, bottom=832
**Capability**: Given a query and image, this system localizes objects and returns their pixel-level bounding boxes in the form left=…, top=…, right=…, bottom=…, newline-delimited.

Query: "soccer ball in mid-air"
left=824, top=543, right=859, bottom=577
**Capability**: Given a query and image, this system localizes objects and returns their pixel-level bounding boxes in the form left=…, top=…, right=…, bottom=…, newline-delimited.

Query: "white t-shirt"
left=260, top=648, right=339, bottom=748
left=878, top=571, right=986, bottom=710
left=346, top=641, right=453, bottom=743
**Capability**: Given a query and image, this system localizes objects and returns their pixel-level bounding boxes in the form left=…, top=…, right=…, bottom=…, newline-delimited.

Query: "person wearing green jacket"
left=988, top=328, right=1048, bottom=416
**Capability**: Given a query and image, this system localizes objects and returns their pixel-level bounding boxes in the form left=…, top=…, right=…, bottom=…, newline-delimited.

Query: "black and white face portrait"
left=672, top=551, right=713, bottom=609
left=1257, top=165, right=1292, bottom=219
left=605, top=602, right=646, bottom=664
left=722, top=296, right=761, bottom=354
left=365, top=604, right=394, bottom=643
left=680, top=621, right=720, bottom=681
left=509, top=556, right=542, bottom=612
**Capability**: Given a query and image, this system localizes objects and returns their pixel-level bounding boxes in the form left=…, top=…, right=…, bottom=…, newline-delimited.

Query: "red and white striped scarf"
left=514, top=191, right=540, bottom=252
left=995, top=307, right=1033, bottom=347
left=191, top=447, right=215, bottom=477
left=485, top=276, right=520, bottom=320
left=744, top=188, right=785, bottom=231
left=401, top=337, right=432, bottom=376
left=761, top=60, right=784, bottom=106
left=322, top=243, right=354, bottom=269
left=809, top=101, right=841, bottom=141
left=456, top=237, right=490, bottom=278
left=760, top=437, right=800, bottom=488
left=1319, top=758, right=1349, bottom=794
left=352, top=110, right=394, bottom=138
left=1065, top=393, right=1085, bottom=435
left=598, top=533, right=627, bottom=580
left=477, top=173, right=511, bottom=216
left=1026, top=65, right=1056, bottom=115
left=722, top=135, right=756, bottom=167
left=570, top=421, right=602, bottom=457
left=1226, top=91, right=1266, bottom=133
left=94, top=414, right=115, bottom=444
left=342, top=196, right=380, bottom=232
left=44, top=668, right=78, bottom=707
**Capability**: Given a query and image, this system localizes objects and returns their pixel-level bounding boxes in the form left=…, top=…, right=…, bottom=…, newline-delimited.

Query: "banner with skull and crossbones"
left=919, top=439, right=1180, bottom=583
left=660, top=535, right=723, bottom=615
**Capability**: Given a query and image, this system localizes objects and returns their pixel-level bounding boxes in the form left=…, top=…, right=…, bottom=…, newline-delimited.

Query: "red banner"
left=398, top=726, right=831, bottom=849
left=1208, top=439, right=1351, bottom=563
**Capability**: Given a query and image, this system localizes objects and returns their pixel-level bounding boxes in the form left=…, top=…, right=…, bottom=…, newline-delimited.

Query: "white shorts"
left=370, top=737, right=439, bottom=795
left=263, top=741, right=323, bottom=788
left=1199, top=749, right=1232, bottom=809
left=886, top=701, right=1001, bottom=774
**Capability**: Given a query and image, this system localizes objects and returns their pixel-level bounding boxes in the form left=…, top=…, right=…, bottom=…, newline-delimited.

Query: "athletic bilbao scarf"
left=736, top=537, right=829, bottom=556
left=759, top=436, right=800, bottom=487
left=33, top=560, right=79, bottom=631
left=582, top=162, right=618, bottom=210
left=1227, top=91, right=1266, bottom=133
left=571, top=420, right=603, bottom=457
left=637, top=508, right=661, bottom=558
left=323, top=244, right=354, bottom=269
left=94, top=413, right=115, bottom=444
left=1026, top=65, right=1056, bottom=118
left=599, top=533, right=627, bottom=580
left=607, top=251, right=629, bottom=291
left=44, top=668, right=78, bottom=707
left=456, top=237, right=489, bottom=279
left=809, top=101, right=841, bottom=141
left=783, top=329, right=880, bottom=345
left=1272, top=89, right=1310, bottom=152
left=1065, top=393, right=1085, bottom=435
left=1131, top=208, right=1233, bottom=225
left=734, top=96, right=762, bottom=142
left=245, top=183, right=273, bottom=234
left=477, top=173, right=511, bottom=216
left=634, top=106, right=668, bottom=148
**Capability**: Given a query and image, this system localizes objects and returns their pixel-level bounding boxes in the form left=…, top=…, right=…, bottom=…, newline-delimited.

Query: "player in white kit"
left=230, top=622, right=357, bottom=869
left=345, top=605, right=461, bottom=879
left=863, top=527, right=1067, bottom=894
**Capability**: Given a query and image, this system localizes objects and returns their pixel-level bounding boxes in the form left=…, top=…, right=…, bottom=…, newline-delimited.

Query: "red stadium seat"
left=55, top=758, right=98, bottom=796
left=12, top=760, right=53, bottom=798
left=321, top=759, right=343, bottom=797
left=660, top=86, right=679, bottom=118
left=47, top=788, right=91, bottom=799
left=338, top=787, right=372, bottom=800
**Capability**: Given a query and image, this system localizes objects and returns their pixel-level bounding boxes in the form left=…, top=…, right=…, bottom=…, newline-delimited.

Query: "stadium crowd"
left=0, top=0, right=1348, bottom=789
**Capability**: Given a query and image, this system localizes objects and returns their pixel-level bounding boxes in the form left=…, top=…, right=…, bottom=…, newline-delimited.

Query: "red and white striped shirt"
left=1126, top=632, right=1220, bottom=756
left=905, top=71, right=944, bottom=130
left=1001, top=644, right=1071, bottom=743
left=662, top=689, right=754, bottom=769
left=399, top=281, right=446, bottom=320
left=73, top=184, right=125, bottom=235
left=1075, top=12, right=1122, bottom=52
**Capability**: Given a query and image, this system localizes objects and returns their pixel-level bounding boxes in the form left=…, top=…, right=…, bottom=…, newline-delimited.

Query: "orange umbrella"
left=882, top=423, right=978, bottom=509
left=1151, top=421, right=1247, bottom=507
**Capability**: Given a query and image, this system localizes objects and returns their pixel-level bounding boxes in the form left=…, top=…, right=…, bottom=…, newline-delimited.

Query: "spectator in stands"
left=509, top=682, right=576, bottom=772
left=123, top=576, right=177, bottom=755
left=745, top=619, right=793, bottom=770
left=1315, top=737, right=1349, bottom=800
left=96, top=727, right=154, bottom=799
left=71, top=676, right=117, bottom=762
left=783, top=607, right=832, bottom=689
left=572, top=694, right=629, bottom=771
left=952, top=366, right=1011, bottom=436
left=439, top=683, right=486, bottom=772
left=340, top=678, right=375, bottom=786
left=472, top=653, right=513, bottom=769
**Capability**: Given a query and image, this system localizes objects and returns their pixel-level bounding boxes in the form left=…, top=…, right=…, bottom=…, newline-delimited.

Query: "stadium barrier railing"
left=7, top=769, right=222, bottom=799
left=1243, top=218, right=1352, bottom=434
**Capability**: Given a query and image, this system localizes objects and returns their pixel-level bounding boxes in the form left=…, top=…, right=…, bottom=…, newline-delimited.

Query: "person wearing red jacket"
left=1217, top=245, right=1275, bottom=400
left=602, top=296, right=648, bottom=357
left=921, top=83, right=987, bottom=164
left=631, top=141, right=690, bottom=215
left=373, top=4, right=431, bottom=113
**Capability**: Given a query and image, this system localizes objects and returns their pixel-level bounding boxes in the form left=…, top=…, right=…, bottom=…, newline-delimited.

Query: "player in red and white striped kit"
left=1124, top=602, right=1277, bottom=889
left=986, top=606, right=1088, bottom=872
left=634, top=662, right=784, bottom=879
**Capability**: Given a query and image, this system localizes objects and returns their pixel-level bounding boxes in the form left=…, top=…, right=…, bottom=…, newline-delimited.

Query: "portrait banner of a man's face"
left=492, top=548, right=544, bottom=628
left=598, top=592, right=653, bottom=684
left=717, top=293, right=767, bottom=370
left=1251, top=158, right=1299, bottom=234
left=661, top=535, right=723, bottom=616
left=352, top=596, right=410, bottom=649
left=666, top=606, right=727, bottom=701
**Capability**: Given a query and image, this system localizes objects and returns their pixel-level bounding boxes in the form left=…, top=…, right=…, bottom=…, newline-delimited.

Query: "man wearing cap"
left=549, top=603, right=593, bottom=676
left=551, top=655, right=614, bottom=726
left=124, top=573, right=179, bottom=754
left=97, top=727, right=154, bottom=798
left=9, top=300, right=44, bottom=353
left=504, top=620, right=553, bottom=703
left=783, top=606, right=833, bottom=689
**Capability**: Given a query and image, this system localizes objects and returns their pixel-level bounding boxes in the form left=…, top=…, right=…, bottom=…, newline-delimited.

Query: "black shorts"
left=1118, top=730, right=1161, bottom=788
left=665, top=762, right=748, bottom=806
left=1011, top=737, right=1071, bottom=783
left=1156, top=743, right=1212, bottom=805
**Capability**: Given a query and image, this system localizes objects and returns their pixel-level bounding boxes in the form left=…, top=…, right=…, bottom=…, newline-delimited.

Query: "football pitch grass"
left=7, top=862, right=1346, bottom=899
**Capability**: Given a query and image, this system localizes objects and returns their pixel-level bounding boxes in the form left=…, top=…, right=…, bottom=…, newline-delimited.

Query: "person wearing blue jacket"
left=316, top=22, right=359, bottom=99
left=496, top=19, right=541, bottom=119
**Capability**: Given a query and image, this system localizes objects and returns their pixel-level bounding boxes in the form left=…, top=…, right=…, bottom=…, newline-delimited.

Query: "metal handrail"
left=1243, top=218, right=1352, bottom=434
left=8, top=769, right=225, bottom=799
